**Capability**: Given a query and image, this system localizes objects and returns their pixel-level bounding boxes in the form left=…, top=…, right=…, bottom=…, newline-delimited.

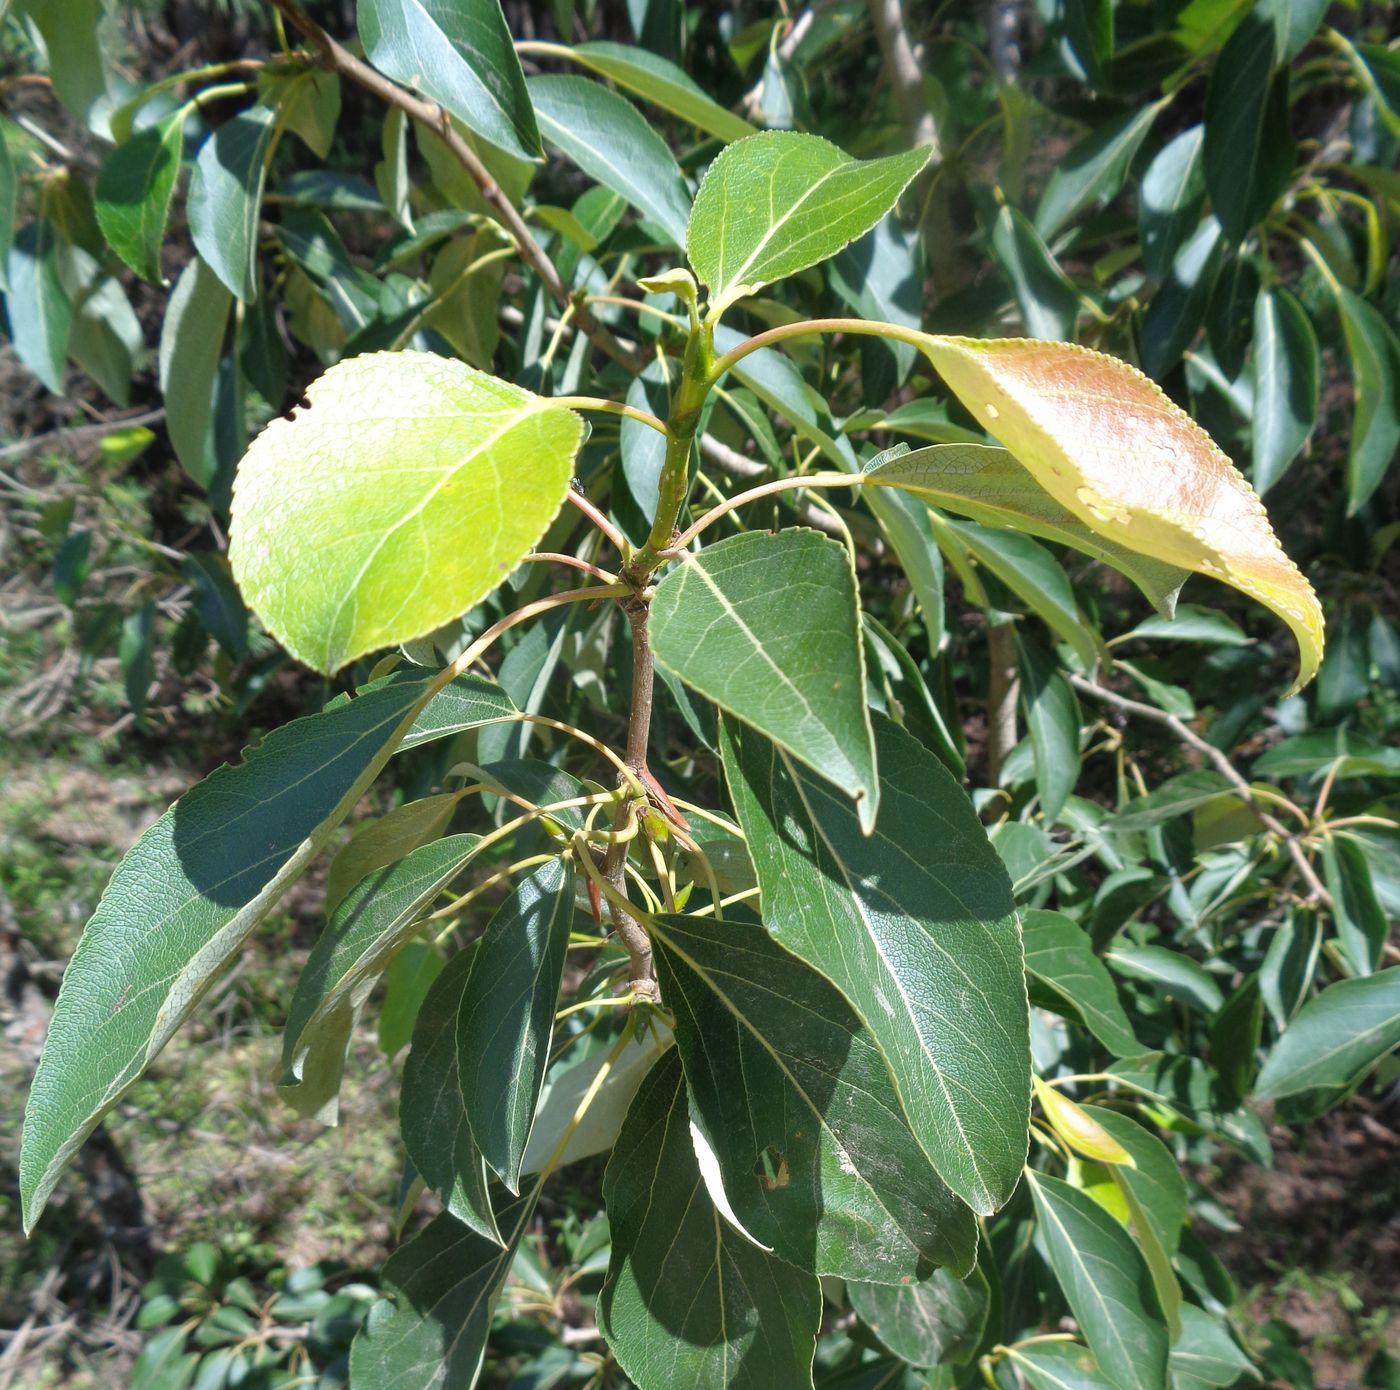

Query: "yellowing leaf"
left=229, top=351, right=583, bottom=674
left=1034, top=1076, right=1135, bottom=1167
left=919, top=335, right=1324, bottom=692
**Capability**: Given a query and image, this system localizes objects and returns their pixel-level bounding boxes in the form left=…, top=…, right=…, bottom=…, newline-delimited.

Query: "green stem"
left=707, top=316, right=933, bottom=385
left=550, top=396, right=669, bottom=436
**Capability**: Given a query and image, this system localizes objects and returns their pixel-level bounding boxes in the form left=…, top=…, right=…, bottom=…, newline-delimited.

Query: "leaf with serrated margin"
left=917, top=336, right=1324, bottom=692
left=400, top=944, right=499, bottom=1242
left=650, top=911, right=976, bottom=1283
left=452, top=860, right=574, bottom=1191
left=1022, top=910, right=1146, bottom=1058
left=528, top=74, right=691, bottom=247
left=687, top=131, right=931, bottom=317
left=18, top=669, right=448, bottom=1232
left=1026, top=1169, right=1169, bottom=1390
left=722, top=715, right=1029, bottom=1216
left=599, top=1049, right=820, bottom=1390
left=358, top=0, right=541, bottom=162
left=95, top=111, right=182, bottom=283
left=349, top=1196, right=534, bottom=1390
left=652, top=529, right=879, bottom=833
left=228, top=351, right=583, bottom=675
left=399, top=670, right=519, bottom=750
left=863, top=444, right=1188, bottom=618
left=279, top=833, right=485, bottom=1123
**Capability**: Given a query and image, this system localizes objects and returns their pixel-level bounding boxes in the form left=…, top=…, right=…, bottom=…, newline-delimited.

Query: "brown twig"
left=267, top=0, right=642, bottom=373
left=1069, top=673, right=1332, bottom=907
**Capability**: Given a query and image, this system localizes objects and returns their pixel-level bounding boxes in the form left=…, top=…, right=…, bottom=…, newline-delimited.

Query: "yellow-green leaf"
left=918, top=335, right=1324, bottom=692
left=229, top=351, right=583, bottom=674
left=1034, top=1076, right=1134, bottom=1166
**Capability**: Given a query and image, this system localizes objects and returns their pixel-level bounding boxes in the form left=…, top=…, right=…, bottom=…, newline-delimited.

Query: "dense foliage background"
left=1, top=0, right=1397, bottom=1386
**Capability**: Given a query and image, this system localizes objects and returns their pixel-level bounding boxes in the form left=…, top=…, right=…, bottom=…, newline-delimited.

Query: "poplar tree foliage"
left=5, top=0, right=1399, bottom=1386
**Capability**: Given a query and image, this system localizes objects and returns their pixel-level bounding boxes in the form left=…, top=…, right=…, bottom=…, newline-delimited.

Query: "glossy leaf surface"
left=723, top=716, right=1029, bottom=1215
left=652, top=529, right=879, bottom=832
left=1027, top=1169, right=1170, bottom=1390
left=358, top=0, right=542, bottom=161
left=599, top=1050, right=820, bottom=1390
left=529, top=75, right=691, bottom=246
left=650, top=911, right=977, bottom=1283
left=847, top=1264, right=990, bottom=1367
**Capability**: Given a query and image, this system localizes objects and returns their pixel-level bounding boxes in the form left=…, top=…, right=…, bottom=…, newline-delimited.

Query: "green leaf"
left=560, top=40, right=755, bottom=142
left=265, top=68, right=341, bottom=160
left=686, top=131, right=931, bottom=317
left=1109, top=770, right=1234, bottom=831
left=1324, top=836, right=1388, bottom=976
left=1203, top=10, right=1293, bottom=243
left=1141, top=216, right=1223, bottom=379
left=1090, top=1107, right=1186, bottom=1339
left=279, top=833, right=485, bottom=1122
left=598, top=1049, right=821, bottom=1390
left=228, top=351, right=584, bottom=675
left=1251, top=285, right=1319, bottom=495
left=1022, top=909, right=1146, bottom=1057
left=451, top=860, right=574, bottom=1190
left=1106, top=943, right=1225, bottom=1014
left=61, top=249, right=142, bottom=408
left=18, top=0, right=111, bottom=133
left=1171, top=1304, right=1257, bottom=1388
left=652, top=529, right=880, bottom=832
left=949, top=522, right=1101, bottom=671
left=1085, top=1108, right=1186, bottom=1256
left=649, top=911, right=977, bottom=1283
left=183, top=552, right=248, bottom=661
left=0, top=124, right=18, bottom=292
left=528, top=75, right=691, bottom=247
left=1017, top=637, right=1082, bottom=820
left=187, top=103, right=278, bottom=302
left=378, top=939, right=443, bottom=1058
left=19, top=669, right=448, bottom=1231
left=991, top=203, right=1080, bottom=341
left=863, top=444, right=1189, bottom=618
left=5, top=220, right=71, bottom=393
left=401, top=670, right=521, bottom=751
left=95, top=112, right=183, bottom=284
left=1139, top=125, right=1205, bottom=284
left=1332, top=284, right=1400, bottom=514
left=400, top=944, right=500, bottom=1242
left=158, top=256, right=230, bottom=483
left=1122, top=604, right=1249, bottom=647
left=1006, top=1341, right=1116, bottom=1390
left=1254, top=967, right=1400, bottom=1109
left=1260, top=908, right=1321, bottom=1029
left=862, top=612, right=964, bottom=778
left=847, top=1264, right=990, bottom=1368
left=326, top=793, right=462, bottom=914
left=519, top=1027, right=673, bottom=1177
left=918, top=335, right=1325, bottom=694
left=829, top=216, right=924, bottom=385
left=1035, top=103, right=1160, bottom=242
left=722, top=716, right=1029, bottom=1216
left=712, top=329, right=950, bottom=645
left=358, top=0, right=542, bottom=162
left=1026, top=1169, right=1170, bottom=1390
left=349, top=1198, right=534, bottom=1389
